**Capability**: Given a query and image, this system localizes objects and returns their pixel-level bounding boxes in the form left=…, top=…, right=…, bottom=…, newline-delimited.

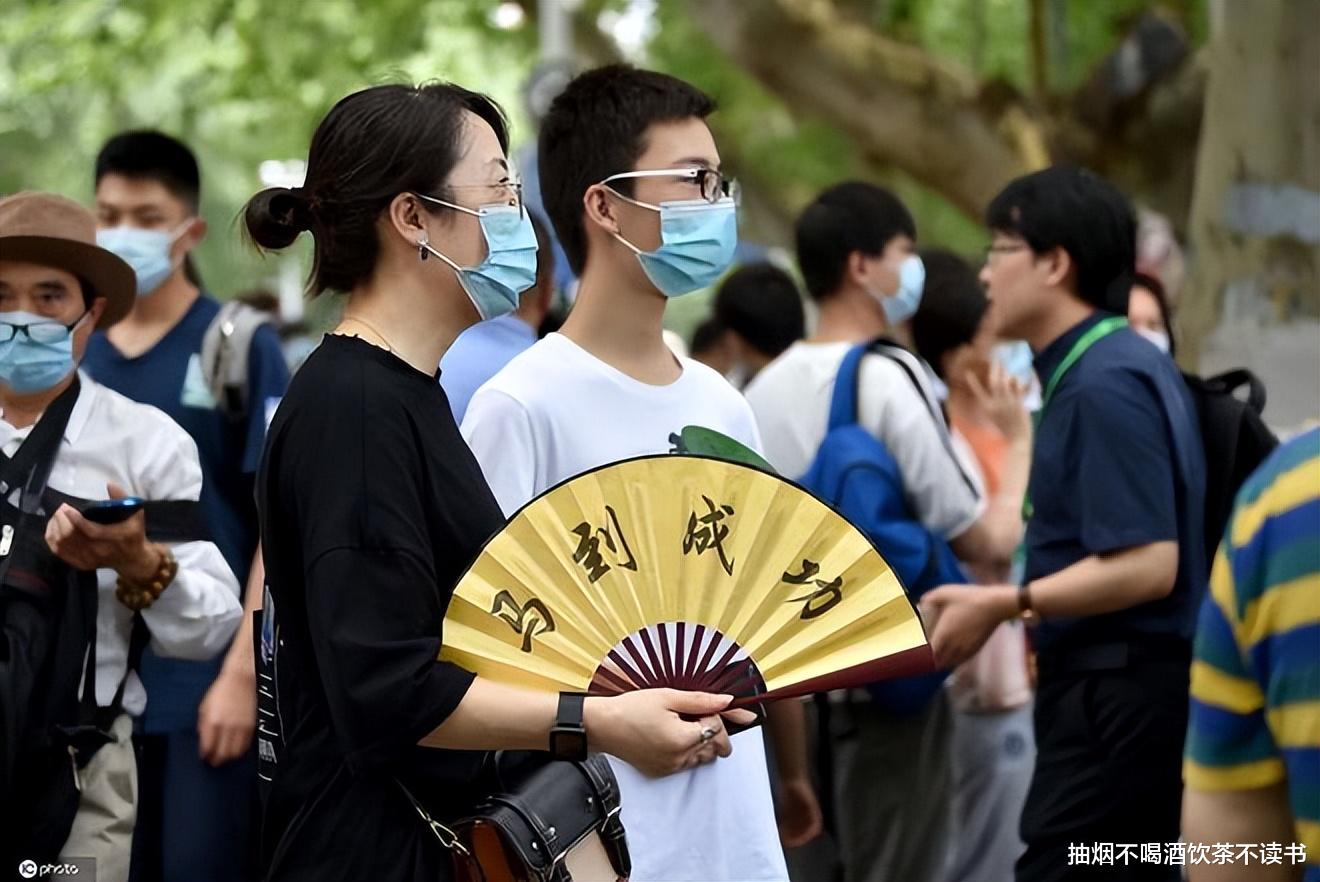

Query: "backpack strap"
left=200, top=301, right=274, bottom=421
left=827, top=343, right=871, bottom=431
left=866, top=339, right=982, bottom=501
left=0, top=377, right=82, bottom=592
left=1204, top=368, right=1268, bottom=416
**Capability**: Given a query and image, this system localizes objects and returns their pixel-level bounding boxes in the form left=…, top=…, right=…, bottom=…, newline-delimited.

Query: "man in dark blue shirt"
left=924, top=167, right=1206, bottom=882
left=83, top=131, right=289, bottom=882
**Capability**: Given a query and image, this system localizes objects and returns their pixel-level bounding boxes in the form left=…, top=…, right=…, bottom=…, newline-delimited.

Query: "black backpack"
left=1183, top=368, right=1278, bottom=570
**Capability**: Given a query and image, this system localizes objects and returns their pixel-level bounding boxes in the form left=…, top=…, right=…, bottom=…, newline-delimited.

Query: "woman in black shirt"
left=243, top=83, right=747, bottom=882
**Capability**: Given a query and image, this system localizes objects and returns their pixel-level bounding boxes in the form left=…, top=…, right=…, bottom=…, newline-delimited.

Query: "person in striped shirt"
left=1184, top=426, right=1320, bottom=882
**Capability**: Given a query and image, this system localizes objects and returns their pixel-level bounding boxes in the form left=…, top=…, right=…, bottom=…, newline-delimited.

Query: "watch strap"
left=556, top=692, right=587, bottom=728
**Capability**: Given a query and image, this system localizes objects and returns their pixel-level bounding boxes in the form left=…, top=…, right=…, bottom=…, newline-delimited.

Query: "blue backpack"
left=798, top=340, right=967, bottom=713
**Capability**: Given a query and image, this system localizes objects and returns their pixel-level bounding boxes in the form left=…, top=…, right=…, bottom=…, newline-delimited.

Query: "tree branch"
left=686, top=0, right=1050, bottom=219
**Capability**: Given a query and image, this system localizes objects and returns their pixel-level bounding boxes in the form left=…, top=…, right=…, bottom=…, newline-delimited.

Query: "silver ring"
left=699, top=726, right=717, bottom=744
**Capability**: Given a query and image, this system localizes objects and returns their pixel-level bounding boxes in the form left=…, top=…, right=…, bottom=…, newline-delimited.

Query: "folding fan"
left=440, top=455, right=933, bottom=707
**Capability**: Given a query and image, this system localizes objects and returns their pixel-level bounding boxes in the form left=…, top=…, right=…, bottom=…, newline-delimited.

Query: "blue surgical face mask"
left=415, top=195, right=539, bottom=321
left=993, top=340, right=1035, bottom=385
left=877, top=254, right=925, bottom=325
left=96, top=223, right=191, bottom=297
left=0, top=310, right=87, bottom=394
left=609, top=194, right=738, bottom=298
left=993, top=339, right=1042, bottom=411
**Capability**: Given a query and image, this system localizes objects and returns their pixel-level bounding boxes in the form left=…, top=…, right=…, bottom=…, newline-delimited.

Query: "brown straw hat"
left=0, top=191, right=136, bottom=328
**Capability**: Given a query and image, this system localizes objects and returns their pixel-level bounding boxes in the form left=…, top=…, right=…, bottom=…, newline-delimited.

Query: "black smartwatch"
left=549, top=692, right=589, bottom=761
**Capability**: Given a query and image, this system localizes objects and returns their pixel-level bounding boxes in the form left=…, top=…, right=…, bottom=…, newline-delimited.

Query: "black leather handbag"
left=398, top=752, right=631, bottom=882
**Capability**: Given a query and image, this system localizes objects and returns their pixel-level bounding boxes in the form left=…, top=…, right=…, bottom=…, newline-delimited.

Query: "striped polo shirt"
left=1185, top=426, right=1320, bottom=873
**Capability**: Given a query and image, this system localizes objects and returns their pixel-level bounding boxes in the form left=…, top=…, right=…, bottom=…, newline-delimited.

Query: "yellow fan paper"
left=441, top=455, right=933, bottom=706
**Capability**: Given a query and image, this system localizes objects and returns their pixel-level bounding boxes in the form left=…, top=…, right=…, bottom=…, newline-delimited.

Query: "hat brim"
left=0, top=235, right=136, bottom=329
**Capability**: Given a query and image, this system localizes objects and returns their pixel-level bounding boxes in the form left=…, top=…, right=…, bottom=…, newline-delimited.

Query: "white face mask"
left=1134, top=327, right=1171, bottom=355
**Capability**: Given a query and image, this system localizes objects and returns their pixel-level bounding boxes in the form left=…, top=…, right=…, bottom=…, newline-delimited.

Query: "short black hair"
left=95, top=130, right=201, bottom=212
left=538, top=64, right=716, bottom=276
left=244, top=83, right=508, bottom=296
left=795, top=182, right=916, bottom=301
left=714, top=263, right=805, bottom=358
left=986, top=166, right=1135, bottom=311
left=910, top=249, right=988, bottom=380
left=690, top=317, right=726, bottom=356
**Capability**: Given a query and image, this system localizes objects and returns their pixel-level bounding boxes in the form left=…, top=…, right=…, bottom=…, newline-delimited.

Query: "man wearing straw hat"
left=0, top=191, right=240, bottom=878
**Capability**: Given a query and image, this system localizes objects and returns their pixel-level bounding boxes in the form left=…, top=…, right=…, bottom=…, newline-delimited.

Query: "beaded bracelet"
left=115, top=547, right=179, bottom=612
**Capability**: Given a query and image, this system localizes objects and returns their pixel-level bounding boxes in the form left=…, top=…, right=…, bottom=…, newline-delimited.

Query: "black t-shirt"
left=257, top=334, right=505, bottom=881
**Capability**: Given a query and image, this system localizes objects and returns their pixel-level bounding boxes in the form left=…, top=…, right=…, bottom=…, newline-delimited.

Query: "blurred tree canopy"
left=1, top=0, right=1213, bottom=302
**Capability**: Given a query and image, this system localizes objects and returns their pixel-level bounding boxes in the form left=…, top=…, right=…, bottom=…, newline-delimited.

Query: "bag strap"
left=0, top=377, right=81, bottom=590
left=866, top=339, right=981, bottom=501
left=826, top=343, right=870, bottom=431
left=1203, top=367, right=1268, bottom=416
left=0, top=376, right=80, bottom=499
left=201, top=301, right=273, bottom=421
left=394, top=777, right=470, bottom=856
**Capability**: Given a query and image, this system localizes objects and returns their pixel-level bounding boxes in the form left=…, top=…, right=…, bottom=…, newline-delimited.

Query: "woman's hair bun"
left=244, top=187, right=312, bottom=251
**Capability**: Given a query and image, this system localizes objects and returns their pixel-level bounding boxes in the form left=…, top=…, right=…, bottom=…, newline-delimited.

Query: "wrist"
left=1017, top=581, right=1040, bottom=626
left=986, top=584, right=1022, bottom=622
left=582, top=695, right=614, bottom=754
left=119, top=542, right=162, bottom=584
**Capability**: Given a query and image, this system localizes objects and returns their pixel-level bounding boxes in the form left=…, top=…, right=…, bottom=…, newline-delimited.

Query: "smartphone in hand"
left=80, top=497, right=146, bottom=525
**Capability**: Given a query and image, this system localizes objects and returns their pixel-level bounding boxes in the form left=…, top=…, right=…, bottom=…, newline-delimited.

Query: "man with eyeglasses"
left=923, top=167, right=1206, bottom=882
left=0, top=191, right=240, bottom=878
left=461, top=64, right=819, bottom=882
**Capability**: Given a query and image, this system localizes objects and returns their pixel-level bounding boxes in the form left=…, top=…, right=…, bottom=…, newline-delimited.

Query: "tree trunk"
left=685, top=0, right=1203, bottom=230
left=1183, top=0, right=1320, bottom=429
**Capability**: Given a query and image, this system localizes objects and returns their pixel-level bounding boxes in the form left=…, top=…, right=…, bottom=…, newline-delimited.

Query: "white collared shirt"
left=0, top=371, right=242, bottom=717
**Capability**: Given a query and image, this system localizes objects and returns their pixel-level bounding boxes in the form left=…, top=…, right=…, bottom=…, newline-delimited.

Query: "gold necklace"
left=339, top=314, right=399, bottom=353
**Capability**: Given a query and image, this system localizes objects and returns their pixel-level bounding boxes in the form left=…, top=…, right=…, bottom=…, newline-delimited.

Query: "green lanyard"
left=1021, top=316, right=1129, bottom=520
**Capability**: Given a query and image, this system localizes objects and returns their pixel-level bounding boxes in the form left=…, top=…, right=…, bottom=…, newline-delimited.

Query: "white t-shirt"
left=744, top=341, right=984, bottom=540
left=0, top=373, right=241, bottom=717
left=462, top=332, right=787, bottom=882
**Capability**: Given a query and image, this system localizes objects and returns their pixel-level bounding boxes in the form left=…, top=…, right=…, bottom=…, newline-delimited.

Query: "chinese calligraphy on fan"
left=782, top=559, right=845, bottom=620
left=491, top=590, right=556, bottom=653
left=571, top=505, right=637, bottom=584
left=683, top=494, right=736, bottom=576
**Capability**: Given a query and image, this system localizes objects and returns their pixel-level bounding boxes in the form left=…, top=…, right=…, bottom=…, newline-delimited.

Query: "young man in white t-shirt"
left=462, top=65, right=817, bottom=882
left=743, top=182, right=1029, bottom=882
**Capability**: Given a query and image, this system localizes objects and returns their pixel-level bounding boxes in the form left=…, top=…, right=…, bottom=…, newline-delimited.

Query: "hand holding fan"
left=441, top=455, right=933, bottom=707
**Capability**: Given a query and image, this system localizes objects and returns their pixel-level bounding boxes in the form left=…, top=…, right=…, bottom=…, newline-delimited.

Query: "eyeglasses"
left=418, top=181, right=525, bottom=217
left=602, top=168, right=738, bottom=205
left=984, top=243, right=1031, bottom=260
left=0, top=312, right=87, bottom=344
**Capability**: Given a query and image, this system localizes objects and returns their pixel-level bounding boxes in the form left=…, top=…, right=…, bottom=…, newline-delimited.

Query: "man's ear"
left=87, top=296, right=107, bottom=327
left=182, top=215, right=208, bottom=250
left=1042, top=246, right=1073, bottom=290
left=582, top=184, right=620, bottom=237
left=844, top=250, right=871, bottom=292
left=74, top=297, right=108, bottom=353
